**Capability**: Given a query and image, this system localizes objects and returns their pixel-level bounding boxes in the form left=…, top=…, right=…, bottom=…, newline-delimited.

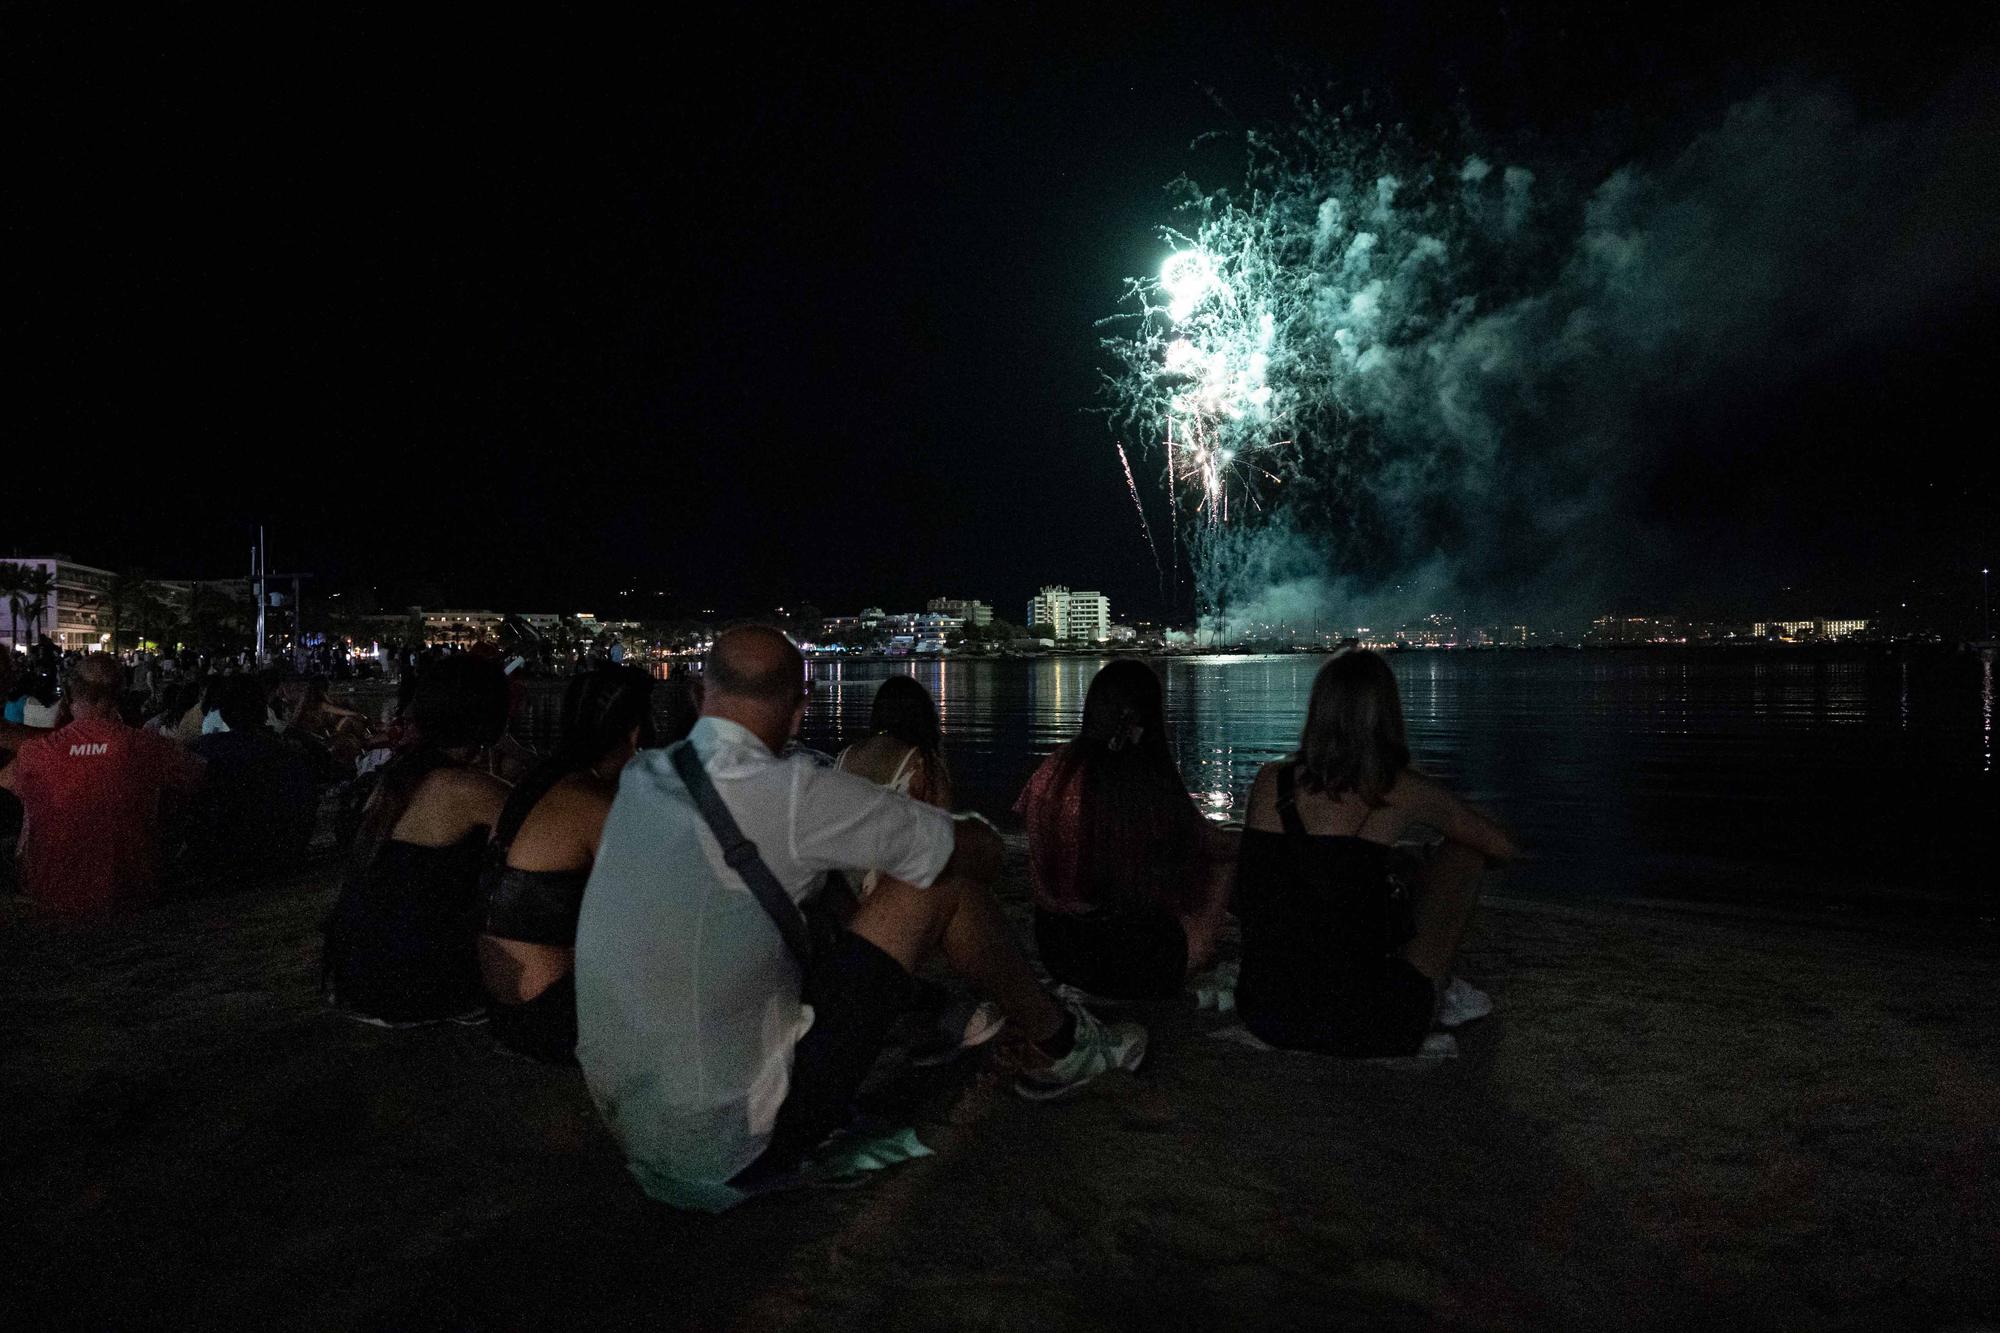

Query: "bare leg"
left=848, top=873, right=1064, bottom=1046
left=1179, top=828, right=1239, bottom=975
left=1399, top=841, right=1486, bottom=986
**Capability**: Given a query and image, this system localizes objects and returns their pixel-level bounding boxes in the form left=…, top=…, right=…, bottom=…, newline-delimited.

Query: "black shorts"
left=1241, top=957, right=1437, bottom=1058
left=732, top=930, right=913, bottom=1186
left=1034, top=902, right=1187, bottom=1002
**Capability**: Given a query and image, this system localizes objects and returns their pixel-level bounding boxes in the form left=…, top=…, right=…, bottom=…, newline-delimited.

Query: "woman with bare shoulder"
left=323, top=656, right=512, bottom=1025
left=478, top=665, right=654, bottom=1063
left=1236, top=649, right=1521, bottom=1056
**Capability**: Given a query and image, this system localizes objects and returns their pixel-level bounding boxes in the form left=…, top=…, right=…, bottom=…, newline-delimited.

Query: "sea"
left=766, top=648, right=1996, bottom=919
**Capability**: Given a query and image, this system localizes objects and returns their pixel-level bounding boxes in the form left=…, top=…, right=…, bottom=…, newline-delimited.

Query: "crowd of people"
left=4, top=628, right=1520, bottom=1211
left=0, top=643, right=362, bottom=910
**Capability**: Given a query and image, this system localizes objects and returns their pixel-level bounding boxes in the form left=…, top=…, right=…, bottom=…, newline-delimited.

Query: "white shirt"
left=575, top=716, right=956, bottom=1208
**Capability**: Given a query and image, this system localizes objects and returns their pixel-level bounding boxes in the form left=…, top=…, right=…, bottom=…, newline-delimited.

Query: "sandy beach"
left=3, top=846, right=1995, bottom=1331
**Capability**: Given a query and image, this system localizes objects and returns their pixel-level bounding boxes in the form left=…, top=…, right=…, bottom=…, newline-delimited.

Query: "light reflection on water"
left=789, top=651, right=1994, bottom=911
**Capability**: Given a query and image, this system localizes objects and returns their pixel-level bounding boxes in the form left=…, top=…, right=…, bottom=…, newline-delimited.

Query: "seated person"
left=19, top=673, right=63, bottom=729
left=479, top=665, right=655, bottom=1064
left=1236, top=649, right=1521, bottom=1056
left=576, top=627, right=1147, bottom=1210
left=1015, top=659, right=1236, bottom=1001
left=323, top=656, right=511, bottom=1024
left=183, top=675, right=317, bottom=891
left=0, top=654, right=203, bottom=913
left=837, top=675, right=955, bottom=898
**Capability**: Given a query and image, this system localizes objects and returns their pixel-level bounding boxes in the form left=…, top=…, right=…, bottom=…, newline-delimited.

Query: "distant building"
left=423, top=609, right=506, bottom=646
left=1587, top=615, right=1686, bottom=646
left=1026, top=586, right=1111, bottom=642
left=1752, top=618, right=1869, bottom=641
left=1, top=556, right=201, bottom=652
left=927, top=597, right=993, bottom=627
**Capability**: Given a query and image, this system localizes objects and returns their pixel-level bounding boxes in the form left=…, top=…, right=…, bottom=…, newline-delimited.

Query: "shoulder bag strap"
left=669, top=740, right=812, bottom=973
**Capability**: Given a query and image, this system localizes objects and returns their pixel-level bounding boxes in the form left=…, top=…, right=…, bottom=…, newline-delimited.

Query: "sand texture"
left=3, top=849, right=1996, bottom=1331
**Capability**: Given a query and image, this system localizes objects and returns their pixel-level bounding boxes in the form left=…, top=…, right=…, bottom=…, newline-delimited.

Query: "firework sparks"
left=1115, top=438, right=1164, bottom=589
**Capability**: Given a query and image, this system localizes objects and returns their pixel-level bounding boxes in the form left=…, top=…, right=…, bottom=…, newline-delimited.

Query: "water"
left=786, top=650, right=1996, bottom=916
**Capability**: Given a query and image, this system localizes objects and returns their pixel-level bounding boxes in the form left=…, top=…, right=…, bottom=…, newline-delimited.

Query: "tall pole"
left=255, top=526, right=268, bottom=665
left=1984, top=567, right=1991, bottom=642
left=292, top=575, right=303, bottom=669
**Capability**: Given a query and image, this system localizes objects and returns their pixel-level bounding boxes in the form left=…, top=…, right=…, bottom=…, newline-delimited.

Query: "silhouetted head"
left=1077, top=658, right=1170, bottom=763
left=64, top=654, right=123, bottom=715
left=1296, top=649, right=1410, bottom=805
left=703, top=625, right=807, bottom=751
left=217, top=674, right=270, bottom=734
left=410, top=654, right=510, bottom=752
left=869, top=674, right=941, bottom=753
left=557, top=664, right=657, bottom=760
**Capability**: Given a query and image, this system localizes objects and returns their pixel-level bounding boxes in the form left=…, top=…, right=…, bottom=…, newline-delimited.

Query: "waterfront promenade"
left=3, top=844, right=1993, bottom=1330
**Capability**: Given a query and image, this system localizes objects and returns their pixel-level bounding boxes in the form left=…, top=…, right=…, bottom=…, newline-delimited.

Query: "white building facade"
left=1026, top=585, right=1111, bottom=642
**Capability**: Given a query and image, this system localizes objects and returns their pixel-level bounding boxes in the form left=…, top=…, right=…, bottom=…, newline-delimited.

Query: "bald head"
left=702, top=626, right=807, bottom=751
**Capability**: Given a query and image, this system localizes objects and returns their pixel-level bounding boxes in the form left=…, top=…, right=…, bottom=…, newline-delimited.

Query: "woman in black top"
left=324, top=656, right=511, bottom=1024
left=1236, top=650, right=1520, bottom=1055
left=478, top=665, right=655, bottom=1063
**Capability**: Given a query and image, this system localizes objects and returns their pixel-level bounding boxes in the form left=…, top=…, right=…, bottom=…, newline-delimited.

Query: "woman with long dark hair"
left=838, top=675, right=955, bottom=893
left=323, top=655, right=512, bottom=1024
left=478, top=665, right=655, bottom=1063
left=1015, top=659, right=1236, bottom=1001
left=1235, top=649, right=1521, bottom=1056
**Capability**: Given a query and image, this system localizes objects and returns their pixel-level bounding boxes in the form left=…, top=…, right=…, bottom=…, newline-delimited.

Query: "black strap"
left=1275, top=762, right=1307, bottom=838
left=670, top=739, right=813, bottom=973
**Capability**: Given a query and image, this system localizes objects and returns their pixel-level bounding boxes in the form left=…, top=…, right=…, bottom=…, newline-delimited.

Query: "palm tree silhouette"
left=17, top=567, right=57, bottom=651
left=0, top=562, right=25, bottom=656
left=85, top=572, right=165, bottom=654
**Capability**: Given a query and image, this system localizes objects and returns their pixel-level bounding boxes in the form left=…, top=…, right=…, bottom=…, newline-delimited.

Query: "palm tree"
left=17, top=567, right=57, bottom=651
left=0, top=561, right=25, bottom=655
left=85, top=571, right=165, bottom=654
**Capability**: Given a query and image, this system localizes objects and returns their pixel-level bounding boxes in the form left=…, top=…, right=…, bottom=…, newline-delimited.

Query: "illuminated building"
left=1027, top=586, right=1112, bottom=642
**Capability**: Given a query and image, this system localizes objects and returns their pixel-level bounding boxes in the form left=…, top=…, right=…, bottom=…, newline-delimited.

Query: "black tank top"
left=481, top=860, right=591, bottom=946
left=1235, top=764, right=1405, bottom=1026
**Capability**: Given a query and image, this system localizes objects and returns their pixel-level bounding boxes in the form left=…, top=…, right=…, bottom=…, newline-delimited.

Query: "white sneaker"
left=1436, top=977, right=1493, bottom=1028
left=1014, top=1002, right=1148, bottom=1102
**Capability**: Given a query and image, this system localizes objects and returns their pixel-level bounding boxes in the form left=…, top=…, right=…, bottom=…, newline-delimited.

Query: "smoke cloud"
left=1104, top=69, right=2000, bottom=636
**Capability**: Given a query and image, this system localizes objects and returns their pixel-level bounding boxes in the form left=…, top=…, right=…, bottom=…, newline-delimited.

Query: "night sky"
left=15, top=4, right=1997, bottom=625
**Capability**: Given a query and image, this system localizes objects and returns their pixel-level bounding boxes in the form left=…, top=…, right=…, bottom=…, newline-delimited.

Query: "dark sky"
left=14, top=3, right=1996, bottom=624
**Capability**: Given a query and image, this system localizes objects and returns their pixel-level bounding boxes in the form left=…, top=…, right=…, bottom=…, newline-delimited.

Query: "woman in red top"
left=1014, top=659, right=1235, bottom=1000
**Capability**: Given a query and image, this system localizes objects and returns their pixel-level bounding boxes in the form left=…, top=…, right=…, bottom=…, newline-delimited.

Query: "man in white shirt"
left=576, top=626, right=1145, bottom=1209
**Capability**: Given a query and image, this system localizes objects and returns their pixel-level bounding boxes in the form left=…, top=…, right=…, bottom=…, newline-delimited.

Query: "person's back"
left=324, top=657, right=510, bottom=1024
left=1235, top=650, right=1519, bottom=1055
left=185, top=677, right=316, bottom=890
left=1, top=655, right=202, bottom=913
left=1014, top=659, right=1235, bottom=1000
left=480, top=665, right=654, bottom=1064
left=578, top=627, right=1146, bottom=1211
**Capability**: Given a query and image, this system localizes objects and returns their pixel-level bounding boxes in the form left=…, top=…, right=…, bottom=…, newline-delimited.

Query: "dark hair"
left=153, top=679, right=201, bottom=723
left=217, top=675, right=269, bottom=734
left=1295, top=649, right=1410, bottom=805
left=870, top=675, right=941, bottom=752
left=869, top=674, right=948, bottom=794
left=64, top=657, right=119, bottom=706
left=493, top=665, right=655, bottom=851
left=26, top=672, right=61, bottom=707
left=346, top=655, right=511, bottom=878
left=1052, top=659, right=1199, bottom=909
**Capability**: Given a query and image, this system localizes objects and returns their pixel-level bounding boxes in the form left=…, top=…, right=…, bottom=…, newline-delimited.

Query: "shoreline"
left=3, top=857, right=1995, bottom=1330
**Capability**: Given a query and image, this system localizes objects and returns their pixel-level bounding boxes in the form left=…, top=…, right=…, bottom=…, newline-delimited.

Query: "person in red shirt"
left=0, top=654, right=202, bottom=913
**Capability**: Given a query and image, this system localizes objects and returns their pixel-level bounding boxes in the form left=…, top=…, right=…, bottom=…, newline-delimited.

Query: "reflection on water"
left=789, top=651, right=1994, bottom=912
